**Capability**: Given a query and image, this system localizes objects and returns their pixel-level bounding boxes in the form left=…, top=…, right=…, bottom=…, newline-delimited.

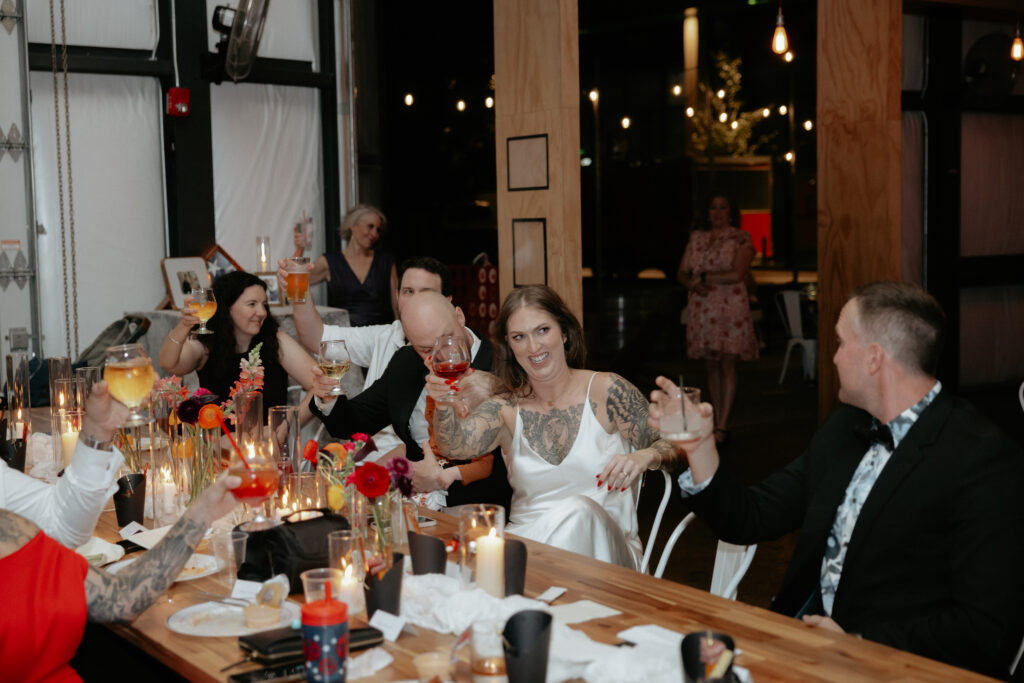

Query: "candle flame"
left=161, top=464, right=173, bottom=483
left=246, top=443, right=256, bottom=459
left=343, top=563, right=353, bottom=578
left=59, top=392, right=65, bottom=408
left=305, top=496, right=312, bottom=507
left=281, top=489, right=289, bottom=507
left=487, top=527, right=498, bottom=539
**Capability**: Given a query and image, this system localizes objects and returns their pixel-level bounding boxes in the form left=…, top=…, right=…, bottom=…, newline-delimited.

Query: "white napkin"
left=27, top=433, right=59, bottom=482
left=547, top=599, right=621, bottom=625
left=128, top=524, right=172, bottom=549
left=75, top=536, right=125, bottom=566
left=349, top=646, right=394, bottom=680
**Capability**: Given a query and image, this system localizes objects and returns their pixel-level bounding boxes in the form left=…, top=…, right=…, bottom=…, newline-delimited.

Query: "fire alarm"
left=167, top=87, right=191, bottom=117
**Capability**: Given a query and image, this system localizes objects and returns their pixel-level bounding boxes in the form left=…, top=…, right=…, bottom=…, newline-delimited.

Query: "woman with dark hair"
left=676, top=193, right=758, bottom=445
left=158, top=271, right=317, bottom=422
left=426, top=285, right=677, bottom=569
left=292, top=203, right=398, bottom=326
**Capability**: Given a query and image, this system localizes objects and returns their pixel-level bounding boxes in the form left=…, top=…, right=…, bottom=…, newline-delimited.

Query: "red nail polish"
left=596, top=479, right=602, bottom=487
left=607, top=485, right=612, bottom=492
left=620, top=487, right=628, bottom=492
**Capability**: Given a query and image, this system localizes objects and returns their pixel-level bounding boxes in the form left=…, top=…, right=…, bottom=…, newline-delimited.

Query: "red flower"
left=351, top=462, right=390, bottom=498
left=302, top=439, right=319, bottom=465
left=351, top=432, right=370, bottom=442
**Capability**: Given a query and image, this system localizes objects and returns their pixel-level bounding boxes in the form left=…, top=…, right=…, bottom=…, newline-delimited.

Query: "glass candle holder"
left=256, top=236, right=271, bottom=273
left=47, top=356, right=71, bottom=418
left=458, top=503, right=505, bottom=598
left=6, top=352, right=32, bottom=440
left=75, top=366, right=103, bottom=407
left=233, top=390, right=263, bottom=452
left=52, top=378, right=83, bottom=413
left=51, top=409, right=83, bottom=469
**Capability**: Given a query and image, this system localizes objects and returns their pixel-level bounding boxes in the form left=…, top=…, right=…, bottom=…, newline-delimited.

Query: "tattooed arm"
left=425, top=366, right=512, bottom=459
left=597, top=373, right=679, bottom=490
left=83, top=470, right=241, bottom=623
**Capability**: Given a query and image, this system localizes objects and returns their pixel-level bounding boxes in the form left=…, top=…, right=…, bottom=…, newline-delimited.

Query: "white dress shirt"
left=0, top=442, right=125, bottom=548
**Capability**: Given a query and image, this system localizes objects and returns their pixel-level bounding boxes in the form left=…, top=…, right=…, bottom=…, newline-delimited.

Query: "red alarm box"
left=166, top=87, right=191, bottom=117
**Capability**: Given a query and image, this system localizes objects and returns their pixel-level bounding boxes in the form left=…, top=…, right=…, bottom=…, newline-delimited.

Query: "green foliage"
left=688, top=52, right=775, bottom=159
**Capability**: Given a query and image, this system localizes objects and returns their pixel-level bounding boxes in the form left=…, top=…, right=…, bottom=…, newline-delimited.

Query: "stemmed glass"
left=229, top=445, right=282, bottom=531
left=103, top=343, right=156, bottom=426
left=189, top=288, right=217, bottom=335
left=431, top=334, right=471, bottom=404
left=317, top=340, right=351, bottom=397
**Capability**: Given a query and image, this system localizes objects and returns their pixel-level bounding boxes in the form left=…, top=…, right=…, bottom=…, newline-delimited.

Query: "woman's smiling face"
left=506, top=305, right=568, bottom=382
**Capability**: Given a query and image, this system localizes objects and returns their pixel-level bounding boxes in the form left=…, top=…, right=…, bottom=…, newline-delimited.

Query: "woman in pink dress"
left=677, top=194, right=758, bottom=444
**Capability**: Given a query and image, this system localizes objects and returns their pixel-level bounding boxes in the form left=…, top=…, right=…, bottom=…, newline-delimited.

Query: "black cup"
left=113, top=473, right=147, bottom=527
left=681, top=631, right=737, bottom=683
left=408, top=531, right=447, bottom=575
left=503, top=609, right=552, bottom=683
left=1, top=438, right=26, bottom=472
left=504, top=538, right=527, bottom=596
left=364, top=552, right=404, bottom=618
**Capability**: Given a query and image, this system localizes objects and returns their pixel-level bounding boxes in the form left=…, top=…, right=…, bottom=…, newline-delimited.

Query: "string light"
left=456, top=100, right=466, bottom=112
left=784, top=151, right=794, bottom=162
left=730, top=120, right=738, bottom=130
left=620, top=116, right=631, bottom=129
left=672, top=85, right=682, bottom=96
left=803, top=119, right=813, bottom=131
left=784, top=51, right=794, bottom=63
left=779, top=104, right=788, bottom=115
left=762, top=107, right=771, bottom=117
left=589, top=89, right=599, bottom=103
left=403, top=93, right=413, bottom=106
left=1013, top=23, right=1023, bottom=62
left=716, top=89, right=726, bottom=99
left=685, top=107, right=695, bottom=118
left=485, top=96, right=494, bottom=109
left=718, top=112, right=728, bottom=123
left=772, top=1, right=789, bottom=55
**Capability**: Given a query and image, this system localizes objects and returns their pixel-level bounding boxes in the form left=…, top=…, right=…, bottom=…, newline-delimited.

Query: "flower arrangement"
left=315, top=433, right=376, bottom=511
left=222, top=343, right=265, bottom=423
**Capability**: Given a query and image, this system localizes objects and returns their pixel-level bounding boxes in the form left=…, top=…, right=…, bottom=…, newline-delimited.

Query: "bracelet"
left=79, top=432, right=114, bottom=452
left=167, top=334, right=184, bottom=345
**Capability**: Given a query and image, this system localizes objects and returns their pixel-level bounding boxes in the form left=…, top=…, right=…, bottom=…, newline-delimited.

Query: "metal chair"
left=776, top=290, right=816, bottom=383
left=1018, top=380, right=1024, bottom=414
left=653, top=512, right=757, bottom=601
left=637, top=470, right=673, bottom=575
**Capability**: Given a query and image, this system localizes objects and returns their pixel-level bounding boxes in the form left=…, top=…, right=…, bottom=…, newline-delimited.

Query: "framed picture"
left=160, top=257, right=213, bottom=310
left=202, top=244, right=242, bottom=283
left=256, top=272, right=285, bottom=307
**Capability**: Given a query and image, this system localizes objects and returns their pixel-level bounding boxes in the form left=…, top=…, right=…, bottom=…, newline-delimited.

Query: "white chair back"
left=638, top=470, right=673, bottom=574
left=652, top=512, right=757, bottom=601
left=776, top=290, right=805, bottom=340
left=1018, top=380, right=1024, bottom=414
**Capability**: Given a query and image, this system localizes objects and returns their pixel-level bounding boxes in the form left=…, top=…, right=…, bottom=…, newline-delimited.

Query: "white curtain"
left=26, top=0, right=158, bottom=50
left=209, top=82, right=324, bottom=276
left=30, top=72, right=167, bottom=359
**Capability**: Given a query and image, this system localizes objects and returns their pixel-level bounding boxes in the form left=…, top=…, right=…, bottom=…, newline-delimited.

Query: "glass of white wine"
left=104, top=343, right=156, bottom=426
left=317, top=340, right=351, bottom=397
left=189, top=288, right=217, bottom=335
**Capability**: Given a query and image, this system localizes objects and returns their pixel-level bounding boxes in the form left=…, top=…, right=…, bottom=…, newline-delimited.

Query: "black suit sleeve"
left=309, top=372, right=393, bottom=441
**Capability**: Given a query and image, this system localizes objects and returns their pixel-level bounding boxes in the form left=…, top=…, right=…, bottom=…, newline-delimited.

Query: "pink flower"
left=351, top=432, right=370, bottom=442
left=342, top=442, right=356, bottom=452
left=194, top=388, right=212, bottom=397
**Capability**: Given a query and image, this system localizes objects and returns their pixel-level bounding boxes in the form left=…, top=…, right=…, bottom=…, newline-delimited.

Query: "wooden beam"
left=816, top=0, right=903, bottom=417
left=492, top=0, right=583, bottom=320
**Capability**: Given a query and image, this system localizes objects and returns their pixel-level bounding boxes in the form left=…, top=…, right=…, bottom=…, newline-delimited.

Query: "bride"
left=426, top=285, right=676, bottom=569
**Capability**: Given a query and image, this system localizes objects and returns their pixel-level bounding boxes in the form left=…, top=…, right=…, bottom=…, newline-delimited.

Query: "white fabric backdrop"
left=209, top=82, right=324, bottom=276
left=30, top=72, right=166, bottom=359
left=26, top=0, right=158, bottom=50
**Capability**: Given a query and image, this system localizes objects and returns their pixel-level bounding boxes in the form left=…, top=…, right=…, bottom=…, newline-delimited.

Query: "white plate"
left=106, top=553, right=224, bottom=582
left=166, top=600, right=301, bottom=637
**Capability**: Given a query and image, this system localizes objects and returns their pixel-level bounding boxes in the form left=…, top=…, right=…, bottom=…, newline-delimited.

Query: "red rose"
left=351, top=462, right=390, bottom=498
left=351, top=432, right=370, bottom=442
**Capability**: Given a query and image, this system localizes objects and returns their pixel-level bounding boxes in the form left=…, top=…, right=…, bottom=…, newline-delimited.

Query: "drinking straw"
left=216, top=416, right=251, bottom=470
left=404, top=504, right=421, bottom=534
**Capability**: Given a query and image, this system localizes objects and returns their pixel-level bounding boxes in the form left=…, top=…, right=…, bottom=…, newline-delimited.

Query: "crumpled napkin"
left=349, top=646, right=394, bottom=680
left=76, top=536, right=125, bottom=566
left=27, top=433, right=59, bottom=482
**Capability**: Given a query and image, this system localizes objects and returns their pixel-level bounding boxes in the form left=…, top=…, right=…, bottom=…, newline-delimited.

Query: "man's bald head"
left=401, top=291, right=468, bottom=359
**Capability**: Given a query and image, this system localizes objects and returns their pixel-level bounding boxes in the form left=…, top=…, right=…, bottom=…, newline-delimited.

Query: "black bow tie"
left=856, top=423, right=894, bottom=451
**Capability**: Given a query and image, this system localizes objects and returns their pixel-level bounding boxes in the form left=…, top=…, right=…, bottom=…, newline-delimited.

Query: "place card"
left=616, top=624, right=684, bottom=649
left=127, top=524, right=172, bottom=548
left=118, top=521, right=147, bottom=540
left=535, top=586, right=567, bottom=604
left=230, top=580, right=262, bottom=602
left=547, top=599, right=621, bottom=624
left=368, top=609, right=406, bottom=642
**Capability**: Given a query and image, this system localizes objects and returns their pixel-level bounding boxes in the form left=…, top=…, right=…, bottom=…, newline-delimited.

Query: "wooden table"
left=93, top=510, right=995, bottom=682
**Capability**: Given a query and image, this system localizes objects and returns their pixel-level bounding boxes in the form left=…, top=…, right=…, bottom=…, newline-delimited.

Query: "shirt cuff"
left=677, top=469, right=714, bottom=497
left=64, top=443, right=125, bottom=491
left=314, top=395, right=337, bottom=415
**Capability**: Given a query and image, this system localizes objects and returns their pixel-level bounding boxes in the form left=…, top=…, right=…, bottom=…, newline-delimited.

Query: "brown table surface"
left=93, top=509, right=994, bottom=682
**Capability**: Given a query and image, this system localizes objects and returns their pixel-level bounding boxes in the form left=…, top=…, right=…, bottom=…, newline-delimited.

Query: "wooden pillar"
left=816, top=0, right=902, bottom=417
left=493, top=0, right=583, bottom=319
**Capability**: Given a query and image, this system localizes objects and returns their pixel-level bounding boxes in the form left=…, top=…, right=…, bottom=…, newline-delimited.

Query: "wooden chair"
left=653, top=512, right=757, bottom=601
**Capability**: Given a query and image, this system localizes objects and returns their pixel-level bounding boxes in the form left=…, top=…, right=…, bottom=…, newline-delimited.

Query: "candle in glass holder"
left=475, top=528, right=505, bottom=598
left=256, top=236, right=270, bottom=272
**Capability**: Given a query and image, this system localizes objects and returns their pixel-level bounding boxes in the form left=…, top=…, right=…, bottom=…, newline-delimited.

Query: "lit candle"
left=338, top=563, right=363, bottom=615
left=475, top=528, right=504, bottom=598
left=61, top=429, right=79, bottom=467
left=13, top=408, right=24, bottom=439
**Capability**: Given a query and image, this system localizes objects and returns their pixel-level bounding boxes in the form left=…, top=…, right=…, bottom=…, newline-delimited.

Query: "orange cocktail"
left=228, top=466, right=280, bottom=505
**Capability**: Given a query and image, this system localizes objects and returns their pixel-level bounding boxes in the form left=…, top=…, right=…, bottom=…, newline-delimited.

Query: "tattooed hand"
left=600, top=373, right=679, bottom=473
left=598, top=450, right=658, bottom=491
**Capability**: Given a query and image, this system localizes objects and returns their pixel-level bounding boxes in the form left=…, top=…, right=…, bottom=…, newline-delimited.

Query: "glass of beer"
left=189, top=288, right=217, bottom=335
left=285, top=256, right=310, bottom=303
left=317, top=340, right=351, bottom=396
left=104, top=343, right=156, bottom=426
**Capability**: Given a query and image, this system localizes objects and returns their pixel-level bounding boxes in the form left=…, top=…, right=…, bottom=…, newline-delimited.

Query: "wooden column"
left=816, top=0, right=902, bottom=417
left=493, top=0, right=583, bottom=319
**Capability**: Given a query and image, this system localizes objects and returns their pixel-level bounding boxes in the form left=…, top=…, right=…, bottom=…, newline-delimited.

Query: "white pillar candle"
left=475, top=528, right=505, bottom=598
left=61, top=430, right=79, bottom=468
left=338, top=565, right=364, bottom=615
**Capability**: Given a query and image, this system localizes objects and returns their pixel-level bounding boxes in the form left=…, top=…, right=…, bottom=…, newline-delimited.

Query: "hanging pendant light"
left=1012, top=23, right=1023, bottom=62
left=772, top=2, right=789, bottom=55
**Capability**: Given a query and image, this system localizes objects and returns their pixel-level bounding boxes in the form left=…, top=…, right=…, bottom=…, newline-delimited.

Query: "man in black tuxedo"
left=651, top=281, right=1024, bottom=678
left=310, top=291, right=511, bottom=511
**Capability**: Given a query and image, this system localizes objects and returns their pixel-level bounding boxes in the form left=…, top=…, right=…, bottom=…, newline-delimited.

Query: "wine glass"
left=431, top=334, right=472, bottom=404
left=230, top=446, right=282, bottom=531
left=103, top=343, right=156, bottom=426
left=317, top=340, right=351, bottom=397
left=189, top=288, right=217, bottom=335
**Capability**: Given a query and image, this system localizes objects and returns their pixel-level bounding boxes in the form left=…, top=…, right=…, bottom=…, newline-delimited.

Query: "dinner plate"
left=106, top=553, right=223, bottom=581
left=166, top=601, right=302, bottom=637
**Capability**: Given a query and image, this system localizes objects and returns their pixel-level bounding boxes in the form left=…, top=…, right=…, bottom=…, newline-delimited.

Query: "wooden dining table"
left=92, top=508, right=996, bottom=682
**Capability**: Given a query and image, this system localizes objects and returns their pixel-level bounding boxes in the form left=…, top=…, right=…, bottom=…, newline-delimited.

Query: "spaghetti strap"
left=584, top=372, right=599, bottom=402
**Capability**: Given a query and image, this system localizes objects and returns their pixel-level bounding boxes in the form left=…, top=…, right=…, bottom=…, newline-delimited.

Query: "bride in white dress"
left=426, top=285, right=677, bottom=569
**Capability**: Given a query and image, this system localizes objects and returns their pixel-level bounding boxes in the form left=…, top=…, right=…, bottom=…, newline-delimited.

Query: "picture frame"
left=202, top=244, right=242, bottom=283
left=160, top=257, right=213, bottom=310
left=255, top=272, right=285, bottom=307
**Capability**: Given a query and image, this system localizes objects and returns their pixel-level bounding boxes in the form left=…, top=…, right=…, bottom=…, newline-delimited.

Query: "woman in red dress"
left=677, top=194, right=758, bottom=444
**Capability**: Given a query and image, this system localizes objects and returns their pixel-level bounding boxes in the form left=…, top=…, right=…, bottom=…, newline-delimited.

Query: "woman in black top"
left=158, top=271, right=316, bottom=423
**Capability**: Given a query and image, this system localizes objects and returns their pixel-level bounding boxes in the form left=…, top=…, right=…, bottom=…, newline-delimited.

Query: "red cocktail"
left=434, top=360, right=470, bottom=381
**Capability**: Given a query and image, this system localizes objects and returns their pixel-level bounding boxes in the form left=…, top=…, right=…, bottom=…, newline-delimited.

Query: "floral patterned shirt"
left=819, top=380, right=942, bottom=615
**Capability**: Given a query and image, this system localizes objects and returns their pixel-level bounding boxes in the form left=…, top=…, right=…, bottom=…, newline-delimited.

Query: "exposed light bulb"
left=762, top=107, right=771, bottom=117
left=485, top=96, right=494, bottom=109
left=803, top=119, right=813, bottom=131
left=716, top=89, right=726, bottom=99
left=784, top=51, right=794, bottom=63
left=685, top=107, right=695, bottom=118
left=772, top=6, right=789, bottom=55
left=620, top=116, right=631, bottom=129
left=730, top=120, right=738, bottom=130
left=1013, top=27, right=1023, bottom=62
left=404, top=93, right=413, bottom=106
left=672, top=84, right=682, bottom=96
left=589, top=89, right=599, bottom=103
left=718, top=112, right=728, bottom=123
left=779, top=104, right=788, bottom=115
left=785, top=151, right=794, bottom=162
left=456, top=99, right=466, bottom=112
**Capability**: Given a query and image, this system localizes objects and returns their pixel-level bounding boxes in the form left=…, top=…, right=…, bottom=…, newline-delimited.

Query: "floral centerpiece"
left=314, top=432, right=377, bottom=511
